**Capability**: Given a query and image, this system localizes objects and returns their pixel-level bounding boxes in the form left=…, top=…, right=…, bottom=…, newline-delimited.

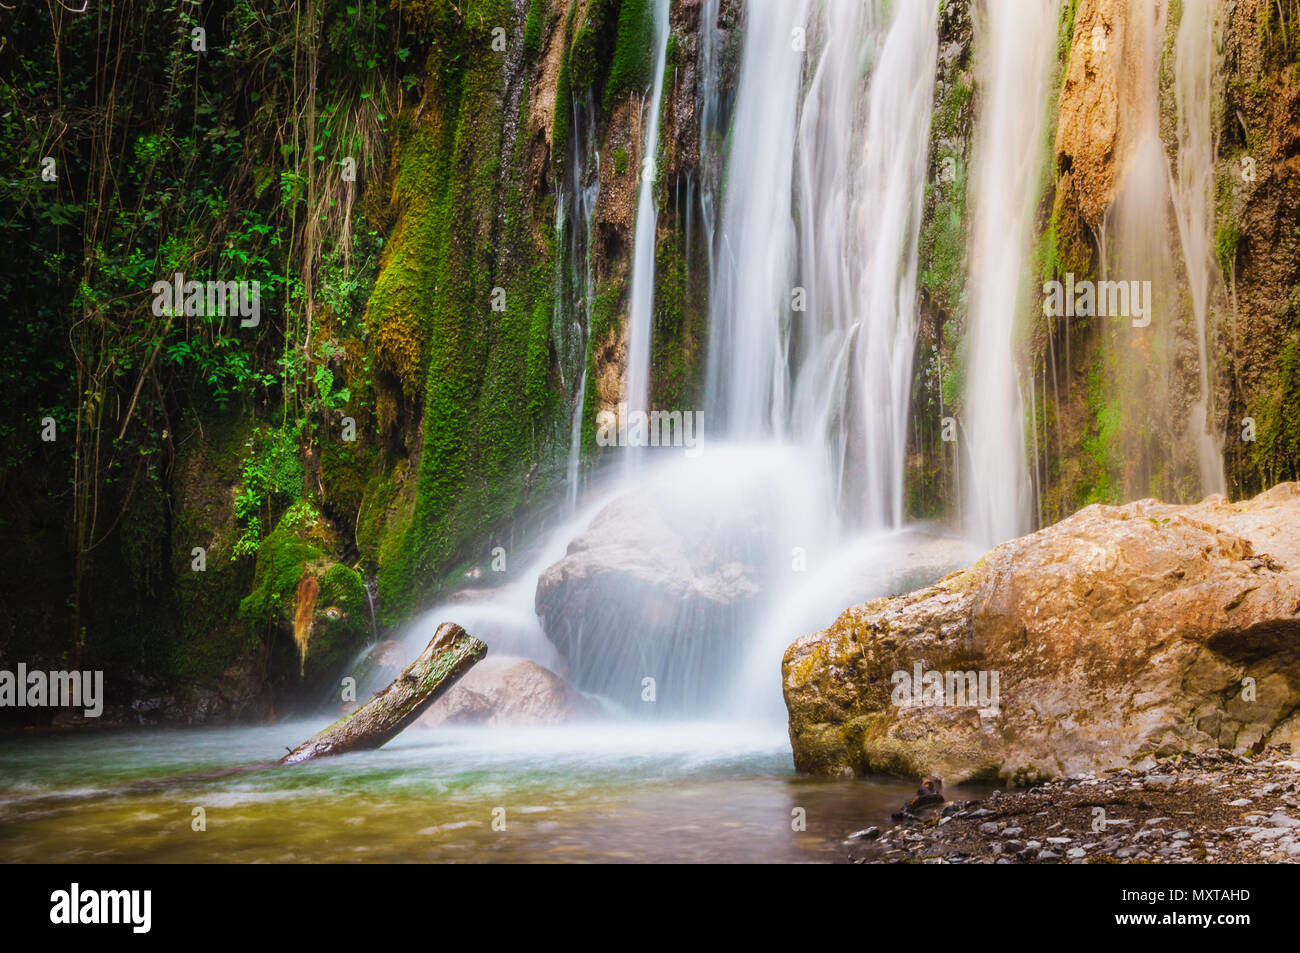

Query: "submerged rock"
left=784, top=484, right=1300, bottom=783
left=416, top=656, right=597, bottom=728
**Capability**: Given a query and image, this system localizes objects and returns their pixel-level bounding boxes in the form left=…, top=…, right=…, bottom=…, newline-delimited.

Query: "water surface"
left=0, top=721, right=973, bottom=863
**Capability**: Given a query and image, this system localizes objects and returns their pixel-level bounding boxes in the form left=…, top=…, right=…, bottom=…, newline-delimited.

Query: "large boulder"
left=535, top=492, right=763, bottom=711
left=783, top=484, right=1300, bottom=784
left=415, top=656, right=596, bottom=727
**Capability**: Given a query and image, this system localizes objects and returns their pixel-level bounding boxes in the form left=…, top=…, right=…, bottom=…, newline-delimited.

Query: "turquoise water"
left=0, top=720, right=957, bottom=863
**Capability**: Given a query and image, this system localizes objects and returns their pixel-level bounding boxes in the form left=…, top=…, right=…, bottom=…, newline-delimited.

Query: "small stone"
left=1067, top=847, right=1086, bottom=858
left=1145, top=775, right=1177, bottom=789
left=848, top=827, right=881, bottom=841
left=978, top=822, right=1000, bottom=835
left=1266, top=813, right=1300, bottom=828
left=1001, top=827, right=1024, bottom=837
left=1227, top=798, right=1251, bottom=806
left=1025, top=840, right=1042, bottom=849
left=1250, top=827, right=1289, bottom=841
left=1036, top=849, right=1061, bottom=862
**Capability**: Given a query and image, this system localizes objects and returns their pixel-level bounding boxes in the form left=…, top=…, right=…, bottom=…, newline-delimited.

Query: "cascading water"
left=369, top=0, right=956, bottom=724
left=1171, top=0, right=1227, bottom=496
left=719, top=0, right=944, bottom=714
left=792, top=0, right=938, bottom=529
left=562, top=94, right=602, bottom=511
left=704, top=0, right=809, bottom=439
left=962, top=0, right=1058, bottom=548
left=697, top=0, right=725, bottom=292
left=1104, top=0, right=1226, bottom=501
left=623, top=0, right=673, bottom=442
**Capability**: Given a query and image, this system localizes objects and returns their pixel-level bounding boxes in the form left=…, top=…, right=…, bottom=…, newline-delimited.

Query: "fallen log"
left=279, top=622, right=487, bottom=764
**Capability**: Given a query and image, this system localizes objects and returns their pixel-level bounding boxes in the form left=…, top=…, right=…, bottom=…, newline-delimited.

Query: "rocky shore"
left=850, top=746, right=1300, bottom=864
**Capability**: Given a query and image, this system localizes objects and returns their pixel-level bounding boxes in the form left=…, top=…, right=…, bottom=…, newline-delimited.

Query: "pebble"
left=1251, top=827, right=1289, bottom=841
left=850, top=746, right=1300, bottom=864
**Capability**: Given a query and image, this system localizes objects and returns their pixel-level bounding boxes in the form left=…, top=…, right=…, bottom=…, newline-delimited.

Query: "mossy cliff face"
left=239, top=502, right=368, bottom=709
left=909, top=0, right=975, bottom=520
left=785, top=483, right=1300, bottom=784
left=1003, top=0, right=1300, bottom=524
left=364, top=0, right=733, bottom=624
left=1217, top=0, right=1300, bottom=495
left=372, top=1, right=566, bottom=624
left=0, top=0, right=732, bottom=726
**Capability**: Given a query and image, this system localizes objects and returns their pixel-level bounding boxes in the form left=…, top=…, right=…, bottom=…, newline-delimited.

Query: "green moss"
left=320, top=562, right=366, bottom=619
left=1215, top=220, right=1242, bottom=276
left=167, top=417, right=259, bottom=687
left=603, top=0, right=655, bottom=110
left=368, top=3, right=571, bottom=622
left=569, top=0, right=621, bottom=95
left=307, top=562, right=370, bottom=678
left=239, top=502, right=329, bottom=631
left=1249, top=330, right=1300, bottom=485
left=649, top=220, right=707, bottom=412
left=318, top=437, right=373, bottom=540
left=919, top=161, right=968, bottom=315
left=1077, top=358, right=1122, bottom=507
left=523, top=0, right=547, bottom=56
left=580, top=277, right=626, bottom=458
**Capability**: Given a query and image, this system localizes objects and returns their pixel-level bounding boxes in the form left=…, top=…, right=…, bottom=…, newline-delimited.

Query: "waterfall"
left=962, top=0, right=1058, bottom=547
left=563, top=94, right=601, bottom=511
left=793, top=0, right=938, bottom=529
left=706, top=0, right=935, bottom=531
left=697, top=0, right=724, bottom=311
left=1105, top=0, right=1225, bottom=501
left=623, top=0, right=673, bottom=443
left=704, top=0, right=808, bottom=439
left=377, top=0, right=954, bottom=721
left=1171, top=0, right=1227, bottom=496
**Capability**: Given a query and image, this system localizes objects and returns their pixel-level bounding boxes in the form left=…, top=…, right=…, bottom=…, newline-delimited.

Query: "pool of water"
left=0, top=720, right=976, bottom=863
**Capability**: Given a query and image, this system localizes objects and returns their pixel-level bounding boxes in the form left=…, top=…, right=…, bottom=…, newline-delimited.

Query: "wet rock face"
left=416, top=656, right=596, bottom=728
left=783, top=483, right=1300, bottom=784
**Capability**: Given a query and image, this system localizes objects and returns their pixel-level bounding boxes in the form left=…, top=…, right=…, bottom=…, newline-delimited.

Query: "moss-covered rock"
left=239, top=502, right=369, bottom=707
